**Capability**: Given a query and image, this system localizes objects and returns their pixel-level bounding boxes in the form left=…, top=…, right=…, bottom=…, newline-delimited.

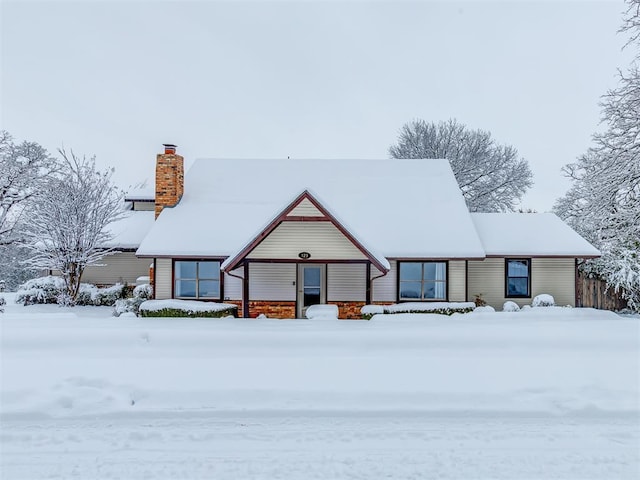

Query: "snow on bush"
left=361, top=304, right=384, bottom=320
left=532, top=294, right=555, bottom=307
left=113, top=284, right=153, bottom=317
left=138, top=299, right=238, bottom=318
left=361, top=302, right=475, bottom=319
left=16, top=276, right=127, bottom=307
left=473, top=305, right=496, bottom=313
left=133, top=283, right=153, bottom=300
left=305, top=304, right=339, bottom=320
left=502, top=301, right=520, bottom=312
left=16, top=276, right=66, bottom=305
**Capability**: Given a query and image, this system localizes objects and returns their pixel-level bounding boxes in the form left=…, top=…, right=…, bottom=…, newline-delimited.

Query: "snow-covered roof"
left=471, top=213, right=600, bottom=257
left=137, top=158, right=487, bottom=259
left=104, top=210, right=156, bottom=249
left=124, top=186, right=155, bottom=202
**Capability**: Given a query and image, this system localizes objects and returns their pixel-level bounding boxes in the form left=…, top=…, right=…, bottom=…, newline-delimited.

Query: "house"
left=135, top=145, right=599, bottom=318
left=76, top=191, right=155, bottom=286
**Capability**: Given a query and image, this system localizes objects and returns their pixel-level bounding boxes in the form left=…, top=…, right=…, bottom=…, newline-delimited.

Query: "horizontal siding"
left=155, top=258, right=172, bottom=300
left=288, top=198, right=324, bottom=216
left=248, top=222, right=367, bottom=260
left=448, top=260, right=466, bottom=302
left=372, top=260, right=397, bottom=302
left=249, top=263, right=296, bottom=301
left=327, top=263, right=366, bottom=301
left=467, top=257, right=577, bottom=309
left=224, top=270, right=243, bottom=301
left=81, top=252, right=151, bottom=285
left=132, top=202, right=155, bottom=211
left=531, top=258, right=575, bottom=306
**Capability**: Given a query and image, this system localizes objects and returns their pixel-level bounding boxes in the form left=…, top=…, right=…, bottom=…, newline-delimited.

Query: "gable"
left=288, top=198, right=325, bottom=217
left=247, top=221, right=368, bottom=260
left=221, top=190, right=389, bottom=272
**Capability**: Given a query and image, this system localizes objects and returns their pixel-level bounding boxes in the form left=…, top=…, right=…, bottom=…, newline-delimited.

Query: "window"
left=174, top=260, right=220, bottom=299
left=399, top=262, right=447, bottom=300
left=506, top=259, right=530, bottom=297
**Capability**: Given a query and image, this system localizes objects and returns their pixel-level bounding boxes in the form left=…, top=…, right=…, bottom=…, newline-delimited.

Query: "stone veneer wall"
left=220, top=301, right=395, bottom=320
left=327, top=302, right=366, bottom=319
left=249, top=301, right=296, bottom=319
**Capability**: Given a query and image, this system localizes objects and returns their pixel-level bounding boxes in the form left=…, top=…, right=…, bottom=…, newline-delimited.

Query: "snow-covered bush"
left=474, top=305, right=496, bottom=313
left=532, top=294, right=555, bottom=307
left=0, top=295, right=5, bottom=313
left=16, top=276, right=66, bottom=305
left=361, top=304, right=384, bottom=320
left=305, top=304, right=338, bottom=320
left=139, top=299, right=237, bottom=318
left=503, top=301, right=520, bottom=312
left=90, top=284, right=127, bottom=306
left=133, top=283, right=153, bottom=300
left=360, top=302, right=475, bottom=319
left=113, top=284, right=152, bottom=317
left=17, top=276, right=127, bottom=307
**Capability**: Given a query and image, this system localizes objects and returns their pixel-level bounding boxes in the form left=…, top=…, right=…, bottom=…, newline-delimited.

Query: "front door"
left=297, top=264, right=326, bottom=318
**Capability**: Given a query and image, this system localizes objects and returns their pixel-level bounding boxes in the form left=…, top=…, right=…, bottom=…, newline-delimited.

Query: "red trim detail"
left=222, top=191, right=389, bottom=273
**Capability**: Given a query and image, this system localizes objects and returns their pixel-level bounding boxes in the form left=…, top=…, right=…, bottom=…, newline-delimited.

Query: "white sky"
left=1, top=0, right=634, bottom=211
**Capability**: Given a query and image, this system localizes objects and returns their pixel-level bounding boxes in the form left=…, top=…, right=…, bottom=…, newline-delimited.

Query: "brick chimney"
left=155, top=144, right=184, bottom=218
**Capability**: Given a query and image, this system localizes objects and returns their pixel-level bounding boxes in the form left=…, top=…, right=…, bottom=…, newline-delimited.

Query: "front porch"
left=229, top=260, right=375, bottom=319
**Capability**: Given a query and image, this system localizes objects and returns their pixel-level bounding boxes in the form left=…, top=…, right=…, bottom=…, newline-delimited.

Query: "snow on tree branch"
left=388, top=119, right=533, bottom=212
left=22, top=149, right=125, bottom=303
left=555, top=0, right=640, bottom=311
left=0, top=131, right=58, bottom=246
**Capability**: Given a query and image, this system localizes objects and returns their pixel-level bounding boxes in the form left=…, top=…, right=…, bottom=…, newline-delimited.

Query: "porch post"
left=365, top=261, right=371, bottom=305
left=243, top=261, right=250, bottom=318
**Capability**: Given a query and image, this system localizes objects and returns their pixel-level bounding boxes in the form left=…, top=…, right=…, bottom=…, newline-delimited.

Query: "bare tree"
left=22, top=149, right=125, bottom=303
left=0, top=131, right=58, bottom=245
left=389, top=119, right=533, bottom=212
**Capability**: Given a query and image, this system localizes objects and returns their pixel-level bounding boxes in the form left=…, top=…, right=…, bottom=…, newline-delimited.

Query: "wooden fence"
left=576, top=273, right=628, bottom=311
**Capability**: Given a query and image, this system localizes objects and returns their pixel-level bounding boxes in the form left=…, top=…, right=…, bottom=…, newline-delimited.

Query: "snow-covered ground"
left=1, top=294, right=639, bottom=479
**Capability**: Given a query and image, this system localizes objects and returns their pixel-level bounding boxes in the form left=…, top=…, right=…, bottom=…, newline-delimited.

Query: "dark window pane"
left=508, top=260, right=529, bottom=277
left=175, top=280, right=197, bottom=297
left=199, top=280, right=219, bottom=298
left=199, top=261, right=219, bottom=279
left=400, top=263, right=421, bottom=281
left=400, top=282, right=422, bottom=299
left=508, top=278, right=529, bottom=296
left=304, top=268, right=321, bottom=287
left=304, top=289, right=321, bottom=307
left=175, top=261, right=197, bottom=279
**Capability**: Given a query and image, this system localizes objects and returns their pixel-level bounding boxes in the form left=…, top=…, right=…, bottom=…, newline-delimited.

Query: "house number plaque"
left=298, top=252, right=311, bottom=260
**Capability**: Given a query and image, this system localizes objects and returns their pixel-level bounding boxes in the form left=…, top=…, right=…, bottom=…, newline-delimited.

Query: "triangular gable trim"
left=221, top=190, right=389, bottom=273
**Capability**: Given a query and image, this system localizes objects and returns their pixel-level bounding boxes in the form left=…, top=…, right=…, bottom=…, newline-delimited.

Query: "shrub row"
left=139, top=306, right=237, bottom=318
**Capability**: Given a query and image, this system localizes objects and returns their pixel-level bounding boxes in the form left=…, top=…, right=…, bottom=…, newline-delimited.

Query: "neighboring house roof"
left=471, top=213, right=600, bottom=257
left=104, top=210, right=156, bottom=249
left=124, top=186, right=155, bottom=202
left=136, top=158, right=487, bottom=260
